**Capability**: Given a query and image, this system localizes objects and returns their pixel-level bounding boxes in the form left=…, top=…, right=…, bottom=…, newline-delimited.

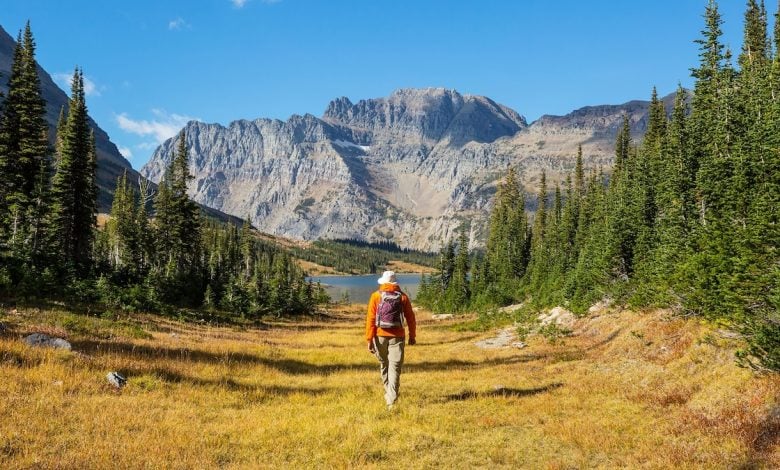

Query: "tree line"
left=288, top=238, right=438, bottom=274
left=419, top=0, right=779, bottom=371
left=0, top=23, right=326, bottom=318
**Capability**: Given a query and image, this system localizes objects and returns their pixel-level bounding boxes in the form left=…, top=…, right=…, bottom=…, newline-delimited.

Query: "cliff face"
left=0, top=25, right=139, bottom=210
left=142, top=87, right=668, bottom=251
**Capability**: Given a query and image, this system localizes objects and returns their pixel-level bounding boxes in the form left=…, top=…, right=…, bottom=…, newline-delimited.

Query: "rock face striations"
left=0, top=25, right=139, bottom=210
left=142, top=87, right=669, bottom=251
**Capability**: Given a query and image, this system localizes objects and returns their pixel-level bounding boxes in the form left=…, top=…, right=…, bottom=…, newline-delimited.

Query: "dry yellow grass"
left=384, top=260, right=437, bottom=274
left=0, top=304, right=778, bottom=469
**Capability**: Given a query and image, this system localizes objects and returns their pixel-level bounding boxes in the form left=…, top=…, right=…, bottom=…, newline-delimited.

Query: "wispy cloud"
left=168, top=17, right=191, bottom=30
left=136, top=142, right=159, bottom=151
left=231, top=0, right=280, bottom=8
left=117, top=146, right=133, bottom=159
left=115, top=109, right=197, bottom=145
left=53, top=72, right=102, bottom=97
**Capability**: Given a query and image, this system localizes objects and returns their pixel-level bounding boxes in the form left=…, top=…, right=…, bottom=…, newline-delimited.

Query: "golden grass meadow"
left=1, top=303, right=778, bottom=469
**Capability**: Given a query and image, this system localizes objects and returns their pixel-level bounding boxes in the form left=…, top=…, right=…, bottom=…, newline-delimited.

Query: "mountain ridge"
left=141, top=87, right=670, bottom=251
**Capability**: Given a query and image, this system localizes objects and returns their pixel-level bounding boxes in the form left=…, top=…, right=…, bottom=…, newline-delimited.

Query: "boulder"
left=106, top=372, right=127, bottom=389
left=498, top=303, right=525, bottom=314
left=588, top=298, right=613, bottom=314
left=23, top=333, right=71, bottom=350
left=475, top=327, right=516, bottom=349
left=538, top=307, right=576, bottom=329
left=431, top=314, right=454, bottom=320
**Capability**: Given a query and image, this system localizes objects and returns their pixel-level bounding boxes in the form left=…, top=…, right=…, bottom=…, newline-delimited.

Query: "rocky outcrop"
left=0, top=25, right=139, bottom=210
left=142, top=87, right=669, bottom=251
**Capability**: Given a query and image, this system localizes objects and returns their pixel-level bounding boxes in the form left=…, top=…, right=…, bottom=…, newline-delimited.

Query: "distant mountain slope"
left=0, top=25, right=138, bottom=210
left=142, top=87, right=669, bottom=251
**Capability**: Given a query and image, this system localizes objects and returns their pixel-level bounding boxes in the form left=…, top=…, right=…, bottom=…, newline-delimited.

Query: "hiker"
left=365, top=270, right=417, bottom=409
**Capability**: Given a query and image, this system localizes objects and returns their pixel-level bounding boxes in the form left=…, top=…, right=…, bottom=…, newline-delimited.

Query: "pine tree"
left=0, top=23, right=50, bottom=256
left=526, top=171, right=549, bottom=295
left=440, top=239, right=455, bottom=291
left=50, top=68, right=96, bottom=277
left=443, top=226, right=470, bottom=311
left=484, top=167, right=529, bottom=292
left=152, top=129, right=202, bottom=303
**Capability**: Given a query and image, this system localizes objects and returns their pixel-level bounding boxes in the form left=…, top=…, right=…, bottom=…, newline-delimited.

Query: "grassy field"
left=0, top=303, right=778, bottom=469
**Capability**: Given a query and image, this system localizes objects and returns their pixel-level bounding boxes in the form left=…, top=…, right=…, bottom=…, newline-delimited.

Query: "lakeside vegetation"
left=287, top=238, right=438, bottom=275
left=419, top=0, right=780, bottom=371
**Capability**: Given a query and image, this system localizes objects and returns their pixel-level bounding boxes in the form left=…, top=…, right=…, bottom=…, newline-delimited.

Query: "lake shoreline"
left=306, top=273, right=424, bottom=303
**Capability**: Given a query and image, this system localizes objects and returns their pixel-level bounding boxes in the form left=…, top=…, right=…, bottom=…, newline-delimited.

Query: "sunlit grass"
left=0, top=304, right=777, bottom=468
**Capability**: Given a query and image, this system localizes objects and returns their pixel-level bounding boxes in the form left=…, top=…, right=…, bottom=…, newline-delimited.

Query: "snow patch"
left=333, top=139, right=370, bottom=152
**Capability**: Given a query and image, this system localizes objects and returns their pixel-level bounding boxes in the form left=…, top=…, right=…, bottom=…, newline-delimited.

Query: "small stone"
left=106, top=372, right=127, bottom=389
left=23, top=333, right=71, bottom=351
left=511, top=341, right=527, bottom=349
left=52, top=380, right=63, bottom=387
left=431, top=314, right=454, bottom=320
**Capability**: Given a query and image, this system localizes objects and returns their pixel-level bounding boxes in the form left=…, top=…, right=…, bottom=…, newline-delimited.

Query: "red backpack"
left=375, top=291, right=405, bottom=329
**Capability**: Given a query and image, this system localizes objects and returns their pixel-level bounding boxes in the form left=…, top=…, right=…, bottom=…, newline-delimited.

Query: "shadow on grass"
left=71, top=339, right=377, bottom=375
left=584, top=328, right=623, bottom=350
left=121, top=365, right=330, bottom=396
left=69, top=339, right=573, bottom=376
left=443, top=383, right=564, bottom=402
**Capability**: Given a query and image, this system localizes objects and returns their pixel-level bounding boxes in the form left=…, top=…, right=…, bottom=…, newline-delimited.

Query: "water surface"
left=307, top=274, right=423, bottom=304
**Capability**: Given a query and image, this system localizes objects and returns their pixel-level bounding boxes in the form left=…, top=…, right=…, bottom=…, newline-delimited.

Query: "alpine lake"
left=306, top=273, right=423, bottom=304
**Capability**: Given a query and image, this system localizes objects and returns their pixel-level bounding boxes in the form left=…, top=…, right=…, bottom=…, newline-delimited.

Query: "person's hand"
left=408, top=337, right=416, bottom=346
left=367, top=340, right=376, bottom=354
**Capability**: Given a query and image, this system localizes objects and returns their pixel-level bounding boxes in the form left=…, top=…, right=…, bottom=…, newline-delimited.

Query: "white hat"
left=377, top=270, right=398, bottom=285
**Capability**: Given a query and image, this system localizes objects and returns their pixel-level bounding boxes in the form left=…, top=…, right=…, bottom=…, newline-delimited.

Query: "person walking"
left=365, top=270, right=417, bottom=409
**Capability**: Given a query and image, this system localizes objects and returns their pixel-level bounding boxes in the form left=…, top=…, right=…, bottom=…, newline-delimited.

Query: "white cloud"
left=115, top=109, right=197, bottom=144
left=53, top=72, right=102, bottom=97
left=168, top=17, right=190, bottom=30
left=117, top=146, right=133, bottom=159
left=231, top=0, right=280, bottom=8
left=136, top=142, right=159, bottom=151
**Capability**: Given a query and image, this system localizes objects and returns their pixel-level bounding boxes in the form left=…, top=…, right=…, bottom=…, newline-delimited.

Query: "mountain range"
left=142, top=88, right=672, bottom=251
left=0, top=24, right=671, bottom=252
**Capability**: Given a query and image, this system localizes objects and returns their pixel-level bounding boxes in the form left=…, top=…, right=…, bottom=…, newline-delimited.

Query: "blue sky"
left=1, top=0, right=760, bottom=168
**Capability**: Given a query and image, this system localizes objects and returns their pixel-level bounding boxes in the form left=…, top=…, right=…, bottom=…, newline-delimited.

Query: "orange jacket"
left=365, top=283, right=416, bottom=342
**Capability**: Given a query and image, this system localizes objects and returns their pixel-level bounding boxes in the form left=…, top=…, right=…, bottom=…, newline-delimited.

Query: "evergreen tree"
left=0, top=23, right=51, bottom=259
left=50, top=68, right=96, bottom=277
left=443, top=227, right=470, bottom=311
left=439, top=239, right=455, bottom=291
left=151, top=130, right=202, bottom=304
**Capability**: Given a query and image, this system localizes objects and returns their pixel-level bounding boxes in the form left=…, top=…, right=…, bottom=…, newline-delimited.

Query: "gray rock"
left=431, top=314, right=454, bottom=320
left=475, top=327, right=516, bottom=349
left=106, top=372, right=127, bottom=389
left=23, top=333, right=71, bottom=350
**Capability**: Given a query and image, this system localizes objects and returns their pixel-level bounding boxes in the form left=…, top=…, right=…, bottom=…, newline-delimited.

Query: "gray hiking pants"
left=373, top=336, right=405, bottom=406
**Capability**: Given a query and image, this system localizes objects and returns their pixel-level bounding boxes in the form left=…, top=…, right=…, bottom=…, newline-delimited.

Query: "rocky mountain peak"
left=322, top=87, right=526, bottom=147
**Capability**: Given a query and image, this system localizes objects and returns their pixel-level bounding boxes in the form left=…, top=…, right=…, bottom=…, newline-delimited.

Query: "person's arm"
left=403, top=295, right=416, bottom=345
left=365, top=293, right=378, bottom=351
